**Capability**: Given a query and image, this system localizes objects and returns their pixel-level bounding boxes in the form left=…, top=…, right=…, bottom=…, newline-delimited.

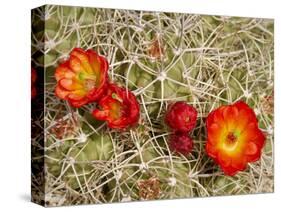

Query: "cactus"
left=31, top=5, right=274, bottom=206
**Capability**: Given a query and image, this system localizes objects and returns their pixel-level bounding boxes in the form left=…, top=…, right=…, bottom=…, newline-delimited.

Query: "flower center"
left=79, top=72, right=99, bottom=91
left=84, top=79, right=96, bottom=91
left=109, top=93, right=128, bottom=120
left=226, top=132, right=237, bottom=144
left=109, top=101, right=122, bottom=119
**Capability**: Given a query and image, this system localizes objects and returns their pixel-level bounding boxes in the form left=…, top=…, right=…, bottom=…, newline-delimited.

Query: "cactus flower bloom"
left=206, top=101, right=266, bottom=176
left=92, top=83, right=140, bottom=130
left=165, top=102, right=197, bottom=132
left=31, top=67, right=37, bottom=99
left=55, top=48, right=108, bottom=107
left=169, top=132, right=193, bottom=156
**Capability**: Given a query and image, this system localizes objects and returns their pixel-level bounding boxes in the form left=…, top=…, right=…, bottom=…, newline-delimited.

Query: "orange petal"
left=68, top=90, right=87, bottom=101
left=69, top=55, right=84, bottom=73
left=55, top=63, right=75, bottom=81
left=71, top=48, right=93, bottom=74
left=55, top=85, right=69, bottom=99
left=59, top=79, right=83, bottom=91
left=87, top=50, right=102, bottom=73
left=222, top=106, right=239, bottom=130
left=207, top=123, right=227, bottom=144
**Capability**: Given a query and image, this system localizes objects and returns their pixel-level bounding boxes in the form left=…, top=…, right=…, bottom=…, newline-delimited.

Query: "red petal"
left=242, top=123, right=265, bottom=149
left=92, top=109, right=109, bottom=120
left=69, top=98, right=89, bottom=108
left=99, top=55, right=109, bottom=73
left=206, top=142, right=218, bottom=158
left=87, top=79, right=107, bottom=101
left=108, top=118, right=129, bottom=129
left=217, top=151, right=232, bottom=168
left=221, top=165, right=240, bottom=176
left=245, top=142, right=258, bottom=155
left=231, top=155, right=247, bottom=171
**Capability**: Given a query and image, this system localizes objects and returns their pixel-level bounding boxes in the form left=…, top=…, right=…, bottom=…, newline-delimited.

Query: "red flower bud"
left=169, top=132, right=194, bottom=156
left=165, top=102, right=197, bottom=132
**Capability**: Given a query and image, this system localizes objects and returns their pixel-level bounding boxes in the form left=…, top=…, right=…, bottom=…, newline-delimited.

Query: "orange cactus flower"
left=31, top=67, right=37, bottom=99
left=55, top=48, right=108, bottom=107
left=206, top=101, right=266, bottom=176
left=92, top=83, right=140, bottom=130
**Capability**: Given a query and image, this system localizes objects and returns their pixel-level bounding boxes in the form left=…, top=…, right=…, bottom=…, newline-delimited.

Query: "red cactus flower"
left=55, top=48, right=108, bottom=107
left=165, top=102, right=197, bottom=132
left=92, top=83, right=140, bottom=130
left=169, top=132, right=193, bottom=156
left=31, top=67, right=37, bottom=99
left=206, top=101, right=266, bottom=176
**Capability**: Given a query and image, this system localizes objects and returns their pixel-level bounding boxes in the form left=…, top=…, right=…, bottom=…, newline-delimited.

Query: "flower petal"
left=87, top=49, right=102, bottom=74
left=206, top=142, right=218, bottom=158
left=55, top=62, right=75, bottom=81
left=92, top=109, right=110, bottom=120
left=55, top=85, right=69, bottom=100
left=71, top=48, right=93, bottom=74
left=59, top=79, right=83, bottom=91
left=69, top=55, right=85, bottom=73
left=69, top=98, right=89, bottom=108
